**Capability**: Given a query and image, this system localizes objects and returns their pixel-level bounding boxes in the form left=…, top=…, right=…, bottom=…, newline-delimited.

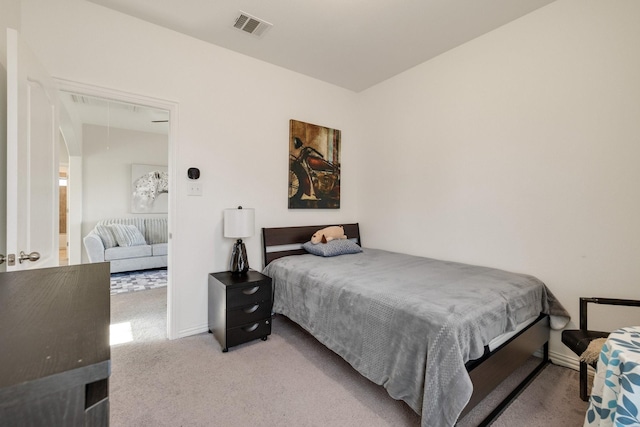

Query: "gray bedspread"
left=263, top=248, right=570, bottom=427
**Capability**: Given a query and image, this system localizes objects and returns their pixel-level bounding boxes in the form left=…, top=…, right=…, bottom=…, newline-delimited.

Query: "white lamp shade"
left=224, top=208, right=255, bottom=239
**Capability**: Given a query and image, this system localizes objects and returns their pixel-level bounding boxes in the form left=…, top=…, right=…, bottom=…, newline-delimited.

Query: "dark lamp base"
left=230, top=239, right=249, bottom=275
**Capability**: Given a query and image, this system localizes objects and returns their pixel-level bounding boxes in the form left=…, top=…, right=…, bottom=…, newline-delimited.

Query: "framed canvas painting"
left=131, top=164, right=168, bottom=213
left=288, top=119, right=341, bottom=209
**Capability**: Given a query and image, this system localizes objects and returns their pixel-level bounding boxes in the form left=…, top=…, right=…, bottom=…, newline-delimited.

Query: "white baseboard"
left=550, top=349, right=579, bottom=370
left=549, top=350, right=596, bottom=377
left=177, top=323, right=209, bottom=338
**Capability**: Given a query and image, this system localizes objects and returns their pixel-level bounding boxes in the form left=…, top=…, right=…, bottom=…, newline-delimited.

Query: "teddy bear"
left=311, top=225, right=347, bottom=244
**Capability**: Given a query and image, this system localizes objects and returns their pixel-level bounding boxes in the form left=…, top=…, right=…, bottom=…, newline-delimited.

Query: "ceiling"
left=86, top=0, right=556, bottom=92
left=59, top=91, right=169, bottom=135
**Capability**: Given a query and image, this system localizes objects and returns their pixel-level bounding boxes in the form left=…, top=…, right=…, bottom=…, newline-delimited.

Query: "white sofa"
left=83, top=217, right=167, bottom=273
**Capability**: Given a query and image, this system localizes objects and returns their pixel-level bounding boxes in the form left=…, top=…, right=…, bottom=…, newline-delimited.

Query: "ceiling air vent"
left=233, top=11, right=273, bottom=38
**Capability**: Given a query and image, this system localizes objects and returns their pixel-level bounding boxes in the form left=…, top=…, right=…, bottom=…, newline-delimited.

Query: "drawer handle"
left=242, top=286, right=260, bottom=295
left=243, top=304, right=259, bottom=314
left=243, top=323, right=259, bottom=332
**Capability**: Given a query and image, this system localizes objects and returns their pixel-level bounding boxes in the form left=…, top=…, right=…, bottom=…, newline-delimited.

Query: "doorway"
left=56, top=79, right=178, bottom=339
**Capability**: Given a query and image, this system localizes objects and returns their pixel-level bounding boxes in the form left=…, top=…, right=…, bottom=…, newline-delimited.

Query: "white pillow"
left=110, top=224, right=147, bottom=247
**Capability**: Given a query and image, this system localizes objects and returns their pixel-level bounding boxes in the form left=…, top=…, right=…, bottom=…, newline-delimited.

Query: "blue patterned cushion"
left=110, top=224, right=147, bottom=247
left=302, top=239, right=362, bottom=257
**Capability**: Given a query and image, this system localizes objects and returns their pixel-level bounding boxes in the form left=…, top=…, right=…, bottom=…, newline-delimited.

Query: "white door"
left=5, top=28, right=59, bottom=271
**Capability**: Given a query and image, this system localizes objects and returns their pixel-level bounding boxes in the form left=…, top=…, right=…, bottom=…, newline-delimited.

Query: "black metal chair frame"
left=561, top=297, right=640, bottom=401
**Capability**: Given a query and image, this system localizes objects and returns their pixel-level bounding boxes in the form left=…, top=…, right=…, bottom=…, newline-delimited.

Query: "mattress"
left=487, top=315, right=540, bottom=351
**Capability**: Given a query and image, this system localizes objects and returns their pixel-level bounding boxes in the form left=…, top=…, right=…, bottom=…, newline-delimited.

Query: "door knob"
left=19, top=251, right=40, bottom=264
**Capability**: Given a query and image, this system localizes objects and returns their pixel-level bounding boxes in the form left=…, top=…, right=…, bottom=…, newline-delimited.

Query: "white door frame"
left=55, top=77, right=179, bottom=340
left=6, top=28, right=60, bottom=271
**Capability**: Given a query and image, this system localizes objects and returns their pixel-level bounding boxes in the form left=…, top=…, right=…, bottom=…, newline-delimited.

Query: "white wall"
left=19, top=0, right=360, bottom=337
left=357, top=0, right=640, bottom=364
left=81, top=124, right=168, bottom=262
left=17, top=0, right=638, bottom=362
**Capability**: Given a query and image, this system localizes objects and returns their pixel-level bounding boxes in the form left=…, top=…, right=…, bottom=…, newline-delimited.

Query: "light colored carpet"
left=110, top=268, right=167, bottom=296
left=109, top=288, right=589, bottom=426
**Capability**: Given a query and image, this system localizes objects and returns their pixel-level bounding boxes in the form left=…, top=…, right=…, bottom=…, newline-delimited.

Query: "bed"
left=262, top=223, right=569, bottom=427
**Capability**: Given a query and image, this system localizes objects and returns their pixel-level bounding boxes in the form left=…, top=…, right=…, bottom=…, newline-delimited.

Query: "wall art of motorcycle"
left=289, top=119, right=341, bottom=209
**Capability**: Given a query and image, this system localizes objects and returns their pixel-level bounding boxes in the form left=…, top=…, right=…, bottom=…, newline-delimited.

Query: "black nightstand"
left=208, top=270, right=273, bottom=352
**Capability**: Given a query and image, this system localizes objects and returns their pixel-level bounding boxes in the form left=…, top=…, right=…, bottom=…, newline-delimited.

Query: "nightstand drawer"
left=227, top=301, right=272, bottom=328
left=227, top=281, right=271, bottom=308
left=226, top=319, right=271, bottom=348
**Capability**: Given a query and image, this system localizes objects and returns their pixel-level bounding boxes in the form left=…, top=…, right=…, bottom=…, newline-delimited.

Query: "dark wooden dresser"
left=208, top=270, right=272, bottom=352
left=0, top=263, right=111, bottom=427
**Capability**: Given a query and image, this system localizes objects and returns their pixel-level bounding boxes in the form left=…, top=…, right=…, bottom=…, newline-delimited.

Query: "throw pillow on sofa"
left=95, top=224, right=118, bottom=248
left=110, top=224, right=147, bottom=247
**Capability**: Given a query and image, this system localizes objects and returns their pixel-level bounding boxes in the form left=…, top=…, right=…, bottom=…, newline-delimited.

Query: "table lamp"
left=224, top=206, right=255, bottom=275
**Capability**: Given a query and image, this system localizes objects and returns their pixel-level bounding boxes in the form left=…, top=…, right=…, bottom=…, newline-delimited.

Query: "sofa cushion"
left=98, top=218, right=146, bottom=238
left=95, top=224, right=118, bottom=249
left=145, top=218, right=168, bottom=244
left=105, top=245, right=152, bottom=261
left=151, top=243, right=168, bottom=256
left=111, top=224, right=147, bottom=247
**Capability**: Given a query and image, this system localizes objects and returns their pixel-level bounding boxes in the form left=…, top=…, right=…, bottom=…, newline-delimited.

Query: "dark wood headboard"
left=262, top=223, right=361, bottom=266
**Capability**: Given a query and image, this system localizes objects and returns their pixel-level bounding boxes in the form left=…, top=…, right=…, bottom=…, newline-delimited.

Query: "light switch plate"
left=187, top=181, right=202, bottom=196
